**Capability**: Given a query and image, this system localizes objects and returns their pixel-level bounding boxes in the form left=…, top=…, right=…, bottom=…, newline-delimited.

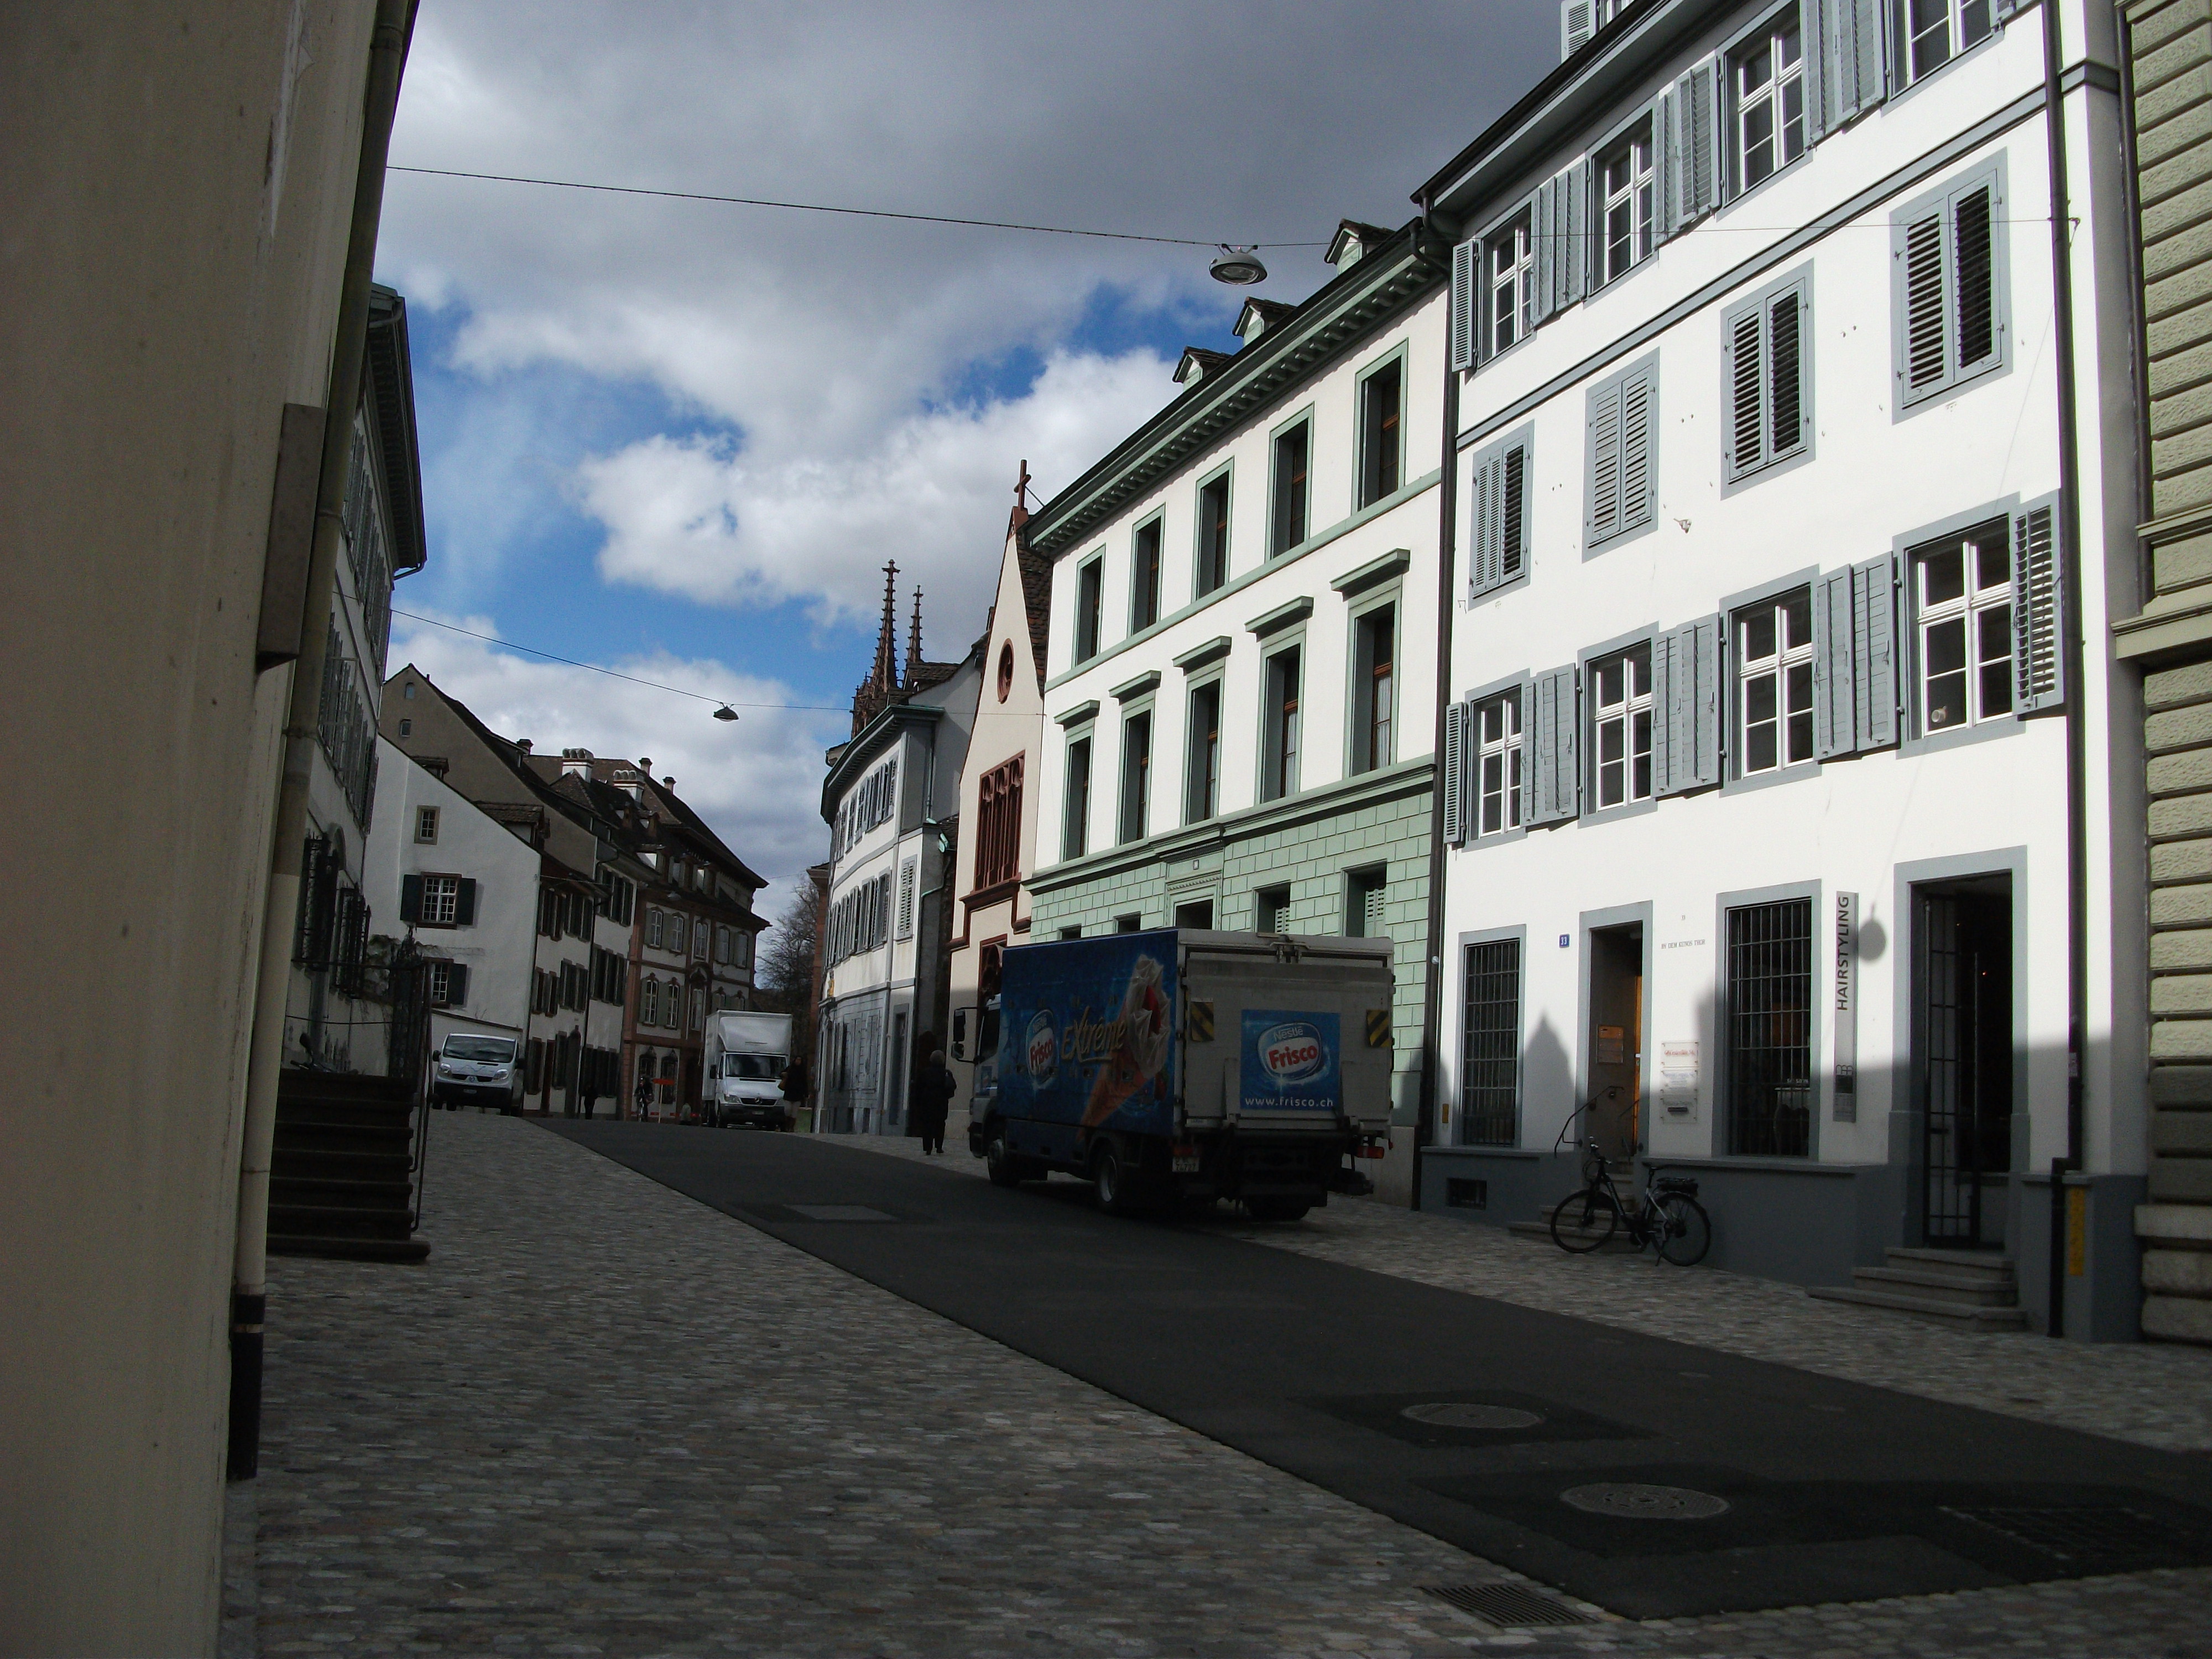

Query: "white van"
left=706, top=1011, right=793, bottom=1129
left=431, top=1031, right=522, bottom=1112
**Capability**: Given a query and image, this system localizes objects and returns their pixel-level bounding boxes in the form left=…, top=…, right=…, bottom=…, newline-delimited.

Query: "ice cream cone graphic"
left=1082, top=953, right=1170, bottom=1128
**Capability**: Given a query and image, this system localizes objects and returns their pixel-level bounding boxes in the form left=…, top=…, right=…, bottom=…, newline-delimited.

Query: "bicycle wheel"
left=1550, top=1187, right=1620, bottom=1253
left=1653, top=1194, right=1712, bottom=1266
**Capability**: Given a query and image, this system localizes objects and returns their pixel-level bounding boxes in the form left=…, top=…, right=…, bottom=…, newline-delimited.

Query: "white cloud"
left=389, top=613, right=844, bottom=917
left=576, top=348, right=1172, bottom=630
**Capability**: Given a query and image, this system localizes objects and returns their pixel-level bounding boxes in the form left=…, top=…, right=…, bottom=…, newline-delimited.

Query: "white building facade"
left=817, top=647, right=982, bottom=1134
left=1423, top=0, right=2145, bottom=1334
left=1025, top=222, right=1451, bottom=1201
left=364, top=737, right=540, bottom=1072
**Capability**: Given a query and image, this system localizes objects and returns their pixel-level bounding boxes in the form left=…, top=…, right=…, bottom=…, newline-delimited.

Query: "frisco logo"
left=1257, top=1021, right=1327, bottom=1086
left=1025, top=1010, right=1058, bottom=1089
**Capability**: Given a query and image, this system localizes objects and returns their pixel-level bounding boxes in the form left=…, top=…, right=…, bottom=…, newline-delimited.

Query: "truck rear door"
left=1178, top=934, right=1394, bottom=1135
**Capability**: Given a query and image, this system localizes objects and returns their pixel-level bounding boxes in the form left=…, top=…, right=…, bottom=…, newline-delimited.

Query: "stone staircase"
left=1510, top=1164, right=1646, bottom=1253
left=1806, top=1247, right=2026, bottom=1330
left=269, top=1070, right=430, bottom=1264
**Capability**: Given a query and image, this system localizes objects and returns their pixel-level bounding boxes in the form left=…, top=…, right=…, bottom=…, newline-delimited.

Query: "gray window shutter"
left=1559, top=161, right=1589, bottom=310
left=1470, top=449, right=1504, bottom=596
left=455, top=878, right=477, bottom=926
left=1897, top=203, right=1949, bottom=402
left=1562, top=0, right=1594, bottom=56
left=1503, top=442, right=1528, bottom=582
left=1828, top=0, right=1887, bottom=122
left=1526, top=665, right=1579, bottom=824
left=1533, top=176, right=1558, bottom=320
left=1451, top=239, right=1478, bottom=372
left=1586, top=379, right=1623, bottom=542
left=400, top=873, right=422, bottom=925
left=1442, top=701, right=1467, bottom=846
left=1651, top=89, right=1678, bottom=242
left=2013, top=502, right=2065, bottom=714
left=1726, top=301, right=1765, bottom=481
left=1801, top=0, right=1829, bottom=140
left=1811, top=567, right=1856, bottom=759
left=1658, top=617, right=1723, bottom=792
left=1619, top=364, right=1656, bottom=532
left=1853, top=554, right=1898, bottom=749
left=1675, top=56, right=1719, bottom=223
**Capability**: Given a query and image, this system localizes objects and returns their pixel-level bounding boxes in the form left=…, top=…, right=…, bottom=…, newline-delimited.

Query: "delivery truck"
left=966, top=928, right=1392, bottom=1218
left=705, top=1010, right=794, bottom=1129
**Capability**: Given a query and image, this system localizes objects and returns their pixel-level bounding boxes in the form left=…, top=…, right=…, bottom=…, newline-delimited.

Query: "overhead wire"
left=387, top=165, right=1329, bottom=248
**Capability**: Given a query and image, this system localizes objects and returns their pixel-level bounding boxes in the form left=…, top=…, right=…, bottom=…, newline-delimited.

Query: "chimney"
left=639, top=757, right=652, bottom=771
left=662, top=776, right=675, bottom=790
left=515, top=739, right=532, bottom=754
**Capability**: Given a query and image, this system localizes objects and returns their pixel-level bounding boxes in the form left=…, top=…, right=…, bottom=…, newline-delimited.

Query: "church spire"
left=905, top=587, right=924, bottom=687
left=868, top=561, right=899, bottom=692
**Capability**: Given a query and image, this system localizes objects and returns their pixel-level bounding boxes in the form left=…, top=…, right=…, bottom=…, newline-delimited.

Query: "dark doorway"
left=1915, top=879, right=2013, bottom=1247
left=1173, top=900, right=1214, bottom=929
left=1586, top=923, right=1644, bottom=1160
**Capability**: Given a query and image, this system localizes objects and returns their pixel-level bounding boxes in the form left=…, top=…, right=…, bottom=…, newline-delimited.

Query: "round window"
left=997, top=640, right=1015, bottom=703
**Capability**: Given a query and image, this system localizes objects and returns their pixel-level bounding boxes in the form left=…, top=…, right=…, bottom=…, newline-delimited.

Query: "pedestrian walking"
left=779, top=1057, right=810, bottom=1133
left=634, top=1067, right=654, bottom=1122
left=909, top=1049, right=956, bottom=1155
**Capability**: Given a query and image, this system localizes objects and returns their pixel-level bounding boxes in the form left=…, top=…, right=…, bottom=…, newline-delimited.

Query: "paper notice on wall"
left=1833, top=891, right=1858, bottom=1123
left=1659, top=1040, right=1698, bottom=1121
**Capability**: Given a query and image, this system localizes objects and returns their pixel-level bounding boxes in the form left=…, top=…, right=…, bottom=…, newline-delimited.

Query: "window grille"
left=1461, top=938, right=1522, bottom=1146
left=1725, top=897, right=1814, bottom=1156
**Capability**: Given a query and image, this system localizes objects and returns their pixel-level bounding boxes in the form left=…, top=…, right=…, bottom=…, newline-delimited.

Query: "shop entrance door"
left=1587, top=924, right=1645, bottom=1160
left=1916, top=879, right=2013, bottom=1247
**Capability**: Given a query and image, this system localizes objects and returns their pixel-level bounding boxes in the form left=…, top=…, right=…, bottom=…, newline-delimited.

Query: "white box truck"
left=706, top=1010, right=794, bottom=1129
left=967, top=928, right=1392, bottom=1218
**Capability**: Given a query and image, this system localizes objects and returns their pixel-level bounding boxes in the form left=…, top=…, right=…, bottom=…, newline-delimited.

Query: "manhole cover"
left=1560, top=1481, right=1731, bottom=1520
left=1423, top=1582, right=1593, bottom=1626
left=1401, top=1402, right=1545, bottom=1430
left=785, top=1204, right=897, bottom=1222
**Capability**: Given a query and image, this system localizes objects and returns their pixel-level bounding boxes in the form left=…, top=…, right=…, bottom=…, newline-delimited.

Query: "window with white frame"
left=1736, top=589, right=1815, bottom=774
left=1474, top=690, right=1523, bottom=837
left=1913, top=521, right=2013, bottom=732
left=647, top=907, right=664, bottom=948
left=1488, top=212, right=1535, bottom=352
left=1589, top=644, right=1653, bottom=808
left=421, top=873, right=460, bottom=925
left=1731, top=9, right=1806, bottom=191
left=414, top=806, right=439, bottom=844
left=1597, top=123, right=1656, bottom=285
left=641, top=978, right=660, bottom=1026
left=690, top=988, right=705, bottom=1031
left=1901, top=0, right=1992, bottom=85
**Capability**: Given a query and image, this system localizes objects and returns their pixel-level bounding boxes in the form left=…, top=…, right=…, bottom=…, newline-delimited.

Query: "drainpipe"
left=228, top=0, right=415, bottom=1481
left=2039, top=0, right=2089, bottom=1338
left=1414, top=207, right=1461, bottom=1213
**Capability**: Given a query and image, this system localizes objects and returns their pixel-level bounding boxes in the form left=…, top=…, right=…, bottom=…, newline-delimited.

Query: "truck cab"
left=968, top=928, right=1392, bottom=1219
left=706, top=1010, right=794, bottom=1130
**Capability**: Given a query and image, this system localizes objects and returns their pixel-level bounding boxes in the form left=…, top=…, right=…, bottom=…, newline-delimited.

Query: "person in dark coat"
left=779, top=1057, right=810, bottom=1132
left=909, top=1050, right=956, bottom=1155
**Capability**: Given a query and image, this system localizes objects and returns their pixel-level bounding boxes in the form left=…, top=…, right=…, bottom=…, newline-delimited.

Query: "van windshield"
left=444, top=1036, right=515, bottom=1063
left=724, top=1054, right=781, bottom=1081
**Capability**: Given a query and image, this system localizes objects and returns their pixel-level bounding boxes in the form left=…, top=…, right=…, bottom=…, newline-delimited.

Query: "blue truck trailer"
left=965, top=928, right=1394, bottom=1218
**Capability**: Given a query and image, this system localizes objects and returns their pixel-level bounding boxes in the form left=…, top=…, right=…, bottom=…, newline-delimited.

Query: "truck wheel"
left=985, top=1132, right=1024, bottom=1188
left=1091, top=1141, right=1138, bottom=1216
left=1245, top=1197, right=1311, bottom=1223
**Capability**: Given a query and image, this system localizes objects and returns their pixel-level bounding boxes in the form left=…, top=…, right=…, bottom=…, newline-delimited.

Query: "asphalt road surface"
left=545, top=1120, right=2212, bottom=1621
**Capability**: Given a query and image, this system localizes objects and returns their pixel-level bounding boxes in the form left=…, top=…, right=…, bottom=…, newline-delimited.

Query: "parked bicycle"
left=1547, top=1121, right=1712, bottom=1265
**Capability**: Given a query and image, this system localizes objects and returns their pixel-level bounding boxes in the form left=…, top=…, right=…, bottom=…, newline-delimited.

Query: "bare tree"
left=756, top=884, right=819, bottom=1060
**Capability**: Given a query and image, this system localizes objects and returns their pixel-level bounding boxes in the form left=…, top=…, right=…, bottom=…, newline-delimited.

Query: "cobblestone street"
left=245, top=1115, right=2212, bottom=1656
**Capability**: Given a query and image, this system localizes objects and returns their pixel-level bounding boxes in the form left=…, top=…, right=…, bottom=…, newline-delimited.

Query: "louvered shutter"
left=400, top=872, right=422, bottom=925
left=2012, top=502, right=2065, bottom=715
left=1675, top=56, right=1719, bottom=223
left=1533, top=175, right=1558, bottom=321
left=455, top=878, right=477, bottom=926
left=1442, top=701, right=1467, bottom=846
left=1801, top=0, right=1829, bottom=140
left=1898, top=203, right=1948, bottom=401
left=1811, top=567, right=1857, bottom=758
left=1657, top=617, right=1723, bottom=792
left=1619, top=364, right=1656, bottom=533
left=1768, top=289, right=1804, bottom=455
left=1726, top=305, right=1765, bottom=481
left=1951, top=181, right=1997, bottom=377
left=1652, top=88, right=1679, bottom=241
left=1562, top=0, right=1594, bottom=56
left=1526, top=665, right=1579, bottom=824
left=1828, top=0, right=1887, bottom=123
left=1473, top=449, right=1503, bottom=595
left=1501, top=444, right=1528, bottom=583
left=1451, top=240, right=1477, bottom=372
left=1587, top=379, right=1623, bottom=543
left=1853, top=555, right=1898, bottom=749
left=1558, top=163, right=1588, bottom=311
left=446, top=963, right=469, bottom=1008
left=1648, top=628, right=1677, bottom=792
left=1688, top=614, right=1723, bottom=786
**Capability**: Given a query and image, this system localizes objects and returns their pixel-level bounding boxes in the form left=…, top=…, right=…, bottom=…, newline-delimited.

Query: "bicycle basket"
left=1651, top=1173, right=1699, bottom=1196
